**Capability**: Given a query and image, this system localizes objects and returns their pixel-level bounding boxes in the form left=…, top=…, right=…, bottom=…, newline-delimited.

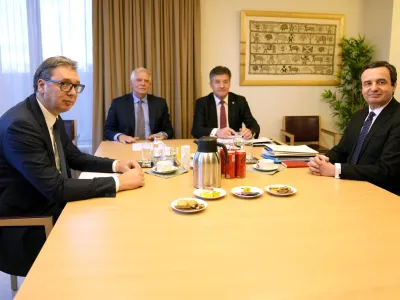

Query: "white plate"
left=152, top=166, right=178, bottom=174
left=265, top=185, right=297, bottom=197
left=171, top=198, right=208, bottom=213
left=231, top=186, right=264, bottom=199
left=193, top=188, right=226, bottom=200
left=252, top=164, right=279, bottom=172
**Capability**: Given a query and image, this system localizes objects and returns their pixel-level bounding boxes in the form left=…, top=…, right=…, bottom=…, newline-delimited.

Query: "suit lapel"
left=348, top=108, right=369, bottom=159
left=125, top=94, right=136, bottom=136
left=148, top=95, right=155, bottom=133
left=227, top=93, right=237, bottom=128
left=28, top=95, right=55, bottom=157
left=208, top=94, right=218, bottom=128
left=359, top=99, right=398, bottom=155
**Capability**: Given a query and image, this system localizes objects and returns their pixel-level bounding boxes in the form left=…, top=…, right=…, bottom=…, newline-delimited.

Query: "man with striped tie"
left=191, top=66, right=260, bottom=139
left=308, top=61, right=400, bottom=195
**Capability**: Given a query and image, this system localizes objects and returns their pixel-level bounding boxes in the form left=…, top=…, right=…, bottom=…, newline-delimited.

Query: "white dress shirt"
left=210, top=94, right=229, bottom=136
left=36, top=98, right=120, bottom=191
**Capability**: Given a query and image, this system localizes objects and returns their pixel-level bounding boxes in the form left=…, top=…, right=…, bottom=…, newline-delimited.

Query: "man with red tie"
left=191, top=66, right=260, bottom=139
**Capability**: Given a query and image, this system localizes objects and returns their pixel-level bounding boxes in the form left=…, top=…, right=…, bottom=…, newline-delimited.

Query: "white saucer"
left=252, top=164, right=279, bottom=172
left=265, top=185, right=297, bottom=196
left=231, top=186, right=264, bottom=199
left=171, top=198, right=208, bottom=213
left=193, top=188, right=226, bottom=200
left=151, top=166, right=178, bottom=174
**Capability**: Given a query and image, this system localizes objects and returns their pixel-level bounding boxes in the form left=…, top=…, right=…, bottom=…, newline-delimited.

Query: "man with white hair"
left=104, top=67, right=174, bottom=143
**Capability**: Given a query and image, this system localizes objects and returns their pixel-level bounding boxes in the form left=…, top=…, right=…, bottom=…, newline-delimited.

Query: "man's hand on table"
left=239, top=127, right=253, bottom=139
left=118, top=134, right=139, bottom=144
left=308, top=154, right=334, bottom=177
left=116, top=160, right=142, bottom=173
left=216, top=127, right=236, bottom=138
left=117, top=160, right=145, bottom=190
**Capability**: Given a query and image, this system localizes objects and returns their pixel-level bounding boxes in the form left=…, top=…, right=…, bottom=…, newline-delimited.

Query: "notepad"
left=265, top=145, right=318, bottom=154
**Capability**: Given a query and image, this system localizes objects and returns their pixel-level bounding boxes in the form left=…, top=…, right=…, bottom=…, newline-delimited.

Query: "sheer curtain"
left=0, top=0, right=93, bottom=153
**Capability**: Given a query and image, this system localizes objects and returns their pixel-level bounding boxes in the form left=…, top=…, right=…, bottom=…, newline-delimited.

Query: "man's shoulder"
left=112, top=93, right=132, bottom=103
left=0, top=96, right=32, bottom=124
left=147, top=94, right=167, bottom=103
left=228, top=92, right=246, bottom=102
left=195, top=93, right=214, bottom=103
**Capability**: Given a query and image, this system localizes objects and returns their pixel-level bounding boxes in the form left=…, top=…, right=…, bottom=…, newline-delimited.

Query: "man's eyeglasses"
left=45, top=79, right=85, bottom=93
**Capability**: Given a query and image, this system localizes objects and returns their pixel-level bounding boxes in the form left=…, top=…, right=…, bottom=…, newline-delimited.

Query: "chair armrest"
left=321, top=128, right=338, bottom=146
left=270, top=137, right=287, bottom=145
left=280, top=130, right=294, bottom=145
left=0, top=216, right=53, bottom=237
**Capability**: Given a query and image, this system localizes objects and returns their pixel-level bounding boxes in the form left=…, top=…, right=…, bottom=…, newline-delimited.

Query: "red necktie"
left=220, top=100, right=227, bottom=128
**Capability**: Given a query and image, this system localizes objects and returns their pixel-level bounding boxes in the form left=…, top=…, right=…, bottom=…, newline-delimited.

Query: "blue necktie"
left=350, top=111, right=375, bottom=164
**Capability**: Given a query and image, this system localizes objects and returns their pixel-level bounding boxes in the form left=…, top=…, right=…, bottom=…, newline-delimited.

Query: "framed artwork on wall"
left=240, top=10, right=345, bottom=86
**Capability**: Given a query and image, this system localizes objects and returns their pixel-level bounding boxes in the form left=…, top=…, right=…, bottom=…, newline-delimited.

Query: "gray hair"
left=130, top=67, right=152, bottom=82
left=33, top=56, right=78, bottom=92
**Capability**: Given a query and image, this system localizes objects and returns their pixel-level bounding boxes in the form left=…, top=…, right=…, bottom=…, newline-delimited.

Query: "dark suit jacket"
left=326, top=98, right=400, bottom=195
left=0, top=94, right=117, bottom=276
left=191, top=92, right=260, bottom=138
left=104, top=93, right=174, bottom=140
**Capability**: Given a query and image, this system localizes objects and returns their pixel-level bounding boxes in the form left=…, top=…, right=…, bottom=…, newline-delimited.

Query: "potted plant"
left=321, top=35, right=374, bottom=132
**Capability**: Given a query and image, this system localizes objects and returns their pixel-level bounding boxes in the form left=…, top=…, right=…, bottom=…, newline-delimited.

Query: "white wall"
left=362, top=0, right=393, bottom=61
left=390, top=0, right=400, bottom=99
left=200, top=0, right=364, bottom=146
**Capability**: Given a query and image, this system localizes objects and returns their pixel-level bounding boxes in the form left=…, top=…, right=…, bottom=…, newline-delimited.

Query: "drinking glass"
left=244, top=140, right=254, bottom=161
left=153, top=133, right=165, bottom=158
left=233, top=133, right=244, bottom=150
left=141, top=143, right=153, bottom=167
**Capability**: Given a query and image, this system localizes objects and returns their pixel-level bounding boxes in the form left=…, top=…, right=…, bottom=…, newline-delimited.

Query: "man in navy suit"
left=0, top=56, right=145, bottom=276
left=308, top=61, right=400, bottom=195
left=104, top=68, right=174, bottom=143
left=191, top=66, right=260, bottom=139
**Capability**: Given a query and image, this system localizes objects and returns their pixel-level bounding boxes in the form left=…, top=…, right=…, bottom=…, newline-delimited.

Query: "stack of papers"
left=261, top=145, right=317, bottom=162
left=263, top=145, right=318, bottom=157
left=217, top=137, right=272, bottom=145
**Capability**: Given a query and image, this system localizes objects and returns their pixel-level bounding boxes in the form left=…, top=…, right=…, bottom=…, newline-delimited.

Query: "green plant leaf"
left=321, top=35, right=373, bottom=132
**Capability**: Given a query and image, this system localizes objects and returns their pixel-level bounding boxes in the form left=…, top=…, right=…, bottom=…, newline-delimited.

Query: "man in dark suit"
left=308, top=61, right=400, bottom=195
left=191, top=66, right=260, bottom=139
left=104, top=68, right=174, bottom=143
left=0, top=56, right=145, bottom=276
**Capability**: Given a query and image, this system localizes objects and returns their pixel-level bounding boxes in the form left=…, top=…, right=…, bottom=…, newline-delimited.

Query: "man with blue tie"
left=104, top=68, right=174, bottom=143
left=308, top=61, right=400, bottom=195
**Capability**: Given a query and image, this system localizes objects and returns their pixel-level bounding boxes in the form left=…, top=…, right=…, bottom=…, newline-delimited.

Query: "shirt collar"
left=36, top=97, right=57, bottom=128
left=214, top=94, right=228, bottom=105
left=132, top=93, right=148, bottom=104
left=369, top=97, right=392, bottom=116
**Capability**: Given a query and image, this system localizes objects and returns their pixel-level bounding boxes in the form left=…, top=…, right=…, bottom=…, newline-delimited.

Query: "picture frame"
left=240, top=10, right=345, bottom=86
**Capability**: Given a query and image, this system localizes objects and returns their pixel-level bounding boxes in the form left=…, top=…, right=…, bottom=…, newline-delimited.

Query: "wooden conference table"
left=16, top=140, right=400, bottom=300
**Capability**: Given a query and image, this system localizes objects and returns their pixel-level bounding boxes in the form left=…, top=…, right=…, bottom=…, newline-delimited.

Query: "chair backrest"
left=63, top=120, right=77, bottom=144
left=283, top=116, right=320, bottom=143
